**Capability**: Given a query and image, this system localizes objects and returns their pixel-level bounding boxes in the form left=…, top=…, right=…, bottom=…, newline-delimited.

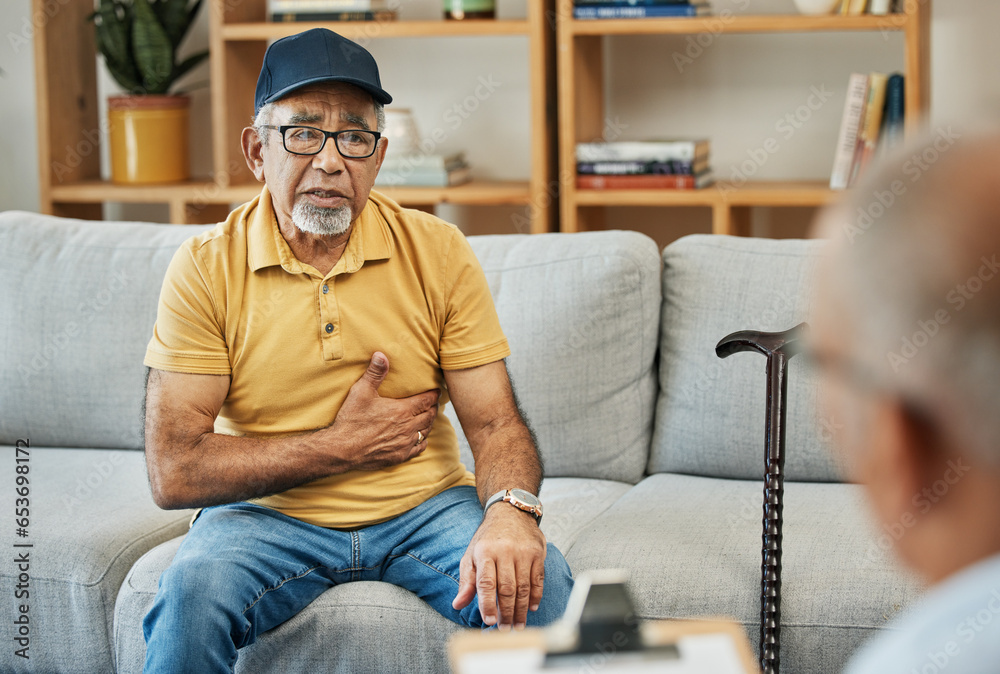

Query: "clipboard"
left=449, top=570, right=757, bottom=674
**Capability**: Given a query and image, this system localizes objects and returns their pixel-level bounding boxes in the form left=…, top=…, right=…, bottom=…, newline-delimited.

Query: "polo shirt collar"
left=247, top=186, right=393, bottom=276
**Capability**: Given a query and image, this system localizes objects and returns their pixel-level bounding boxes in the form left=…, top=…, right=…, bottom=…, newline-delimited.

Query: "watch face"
left=509, top=488, right=540, bottom=507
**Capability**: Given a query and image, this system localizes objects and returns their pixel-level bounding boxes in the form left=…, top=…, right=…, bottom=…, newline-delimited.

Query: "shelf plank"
left=569, top=13, right=908, bottom=36
left=50, top=180, right=532, bottom=209
left=222, top=19, right=531, bottom=41
left=573, top=180, right=836, bottom=207
left=375, top=181, right=531, bottom=206
left=723, top=180, right=836, bottom=206
left=50, top=180, right=254, bottom=204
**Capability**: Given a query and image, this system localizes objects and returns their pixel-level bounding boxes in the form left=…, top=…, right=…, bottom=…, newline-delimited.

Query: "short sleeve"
left=144, top=242, right=232, bottom=375
left=438, top=230, right=510, bottom=370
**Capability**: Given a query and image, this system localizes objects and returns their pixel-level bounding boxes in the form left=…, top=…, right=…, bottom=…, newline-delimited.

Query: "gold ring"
left=417, top=430, right=424, bottom=443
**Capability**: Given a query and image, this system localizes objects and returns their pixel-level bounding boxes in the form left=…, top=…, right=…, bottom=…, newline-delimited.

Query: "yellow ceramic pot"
left=108, top=95, right=190, bottom=184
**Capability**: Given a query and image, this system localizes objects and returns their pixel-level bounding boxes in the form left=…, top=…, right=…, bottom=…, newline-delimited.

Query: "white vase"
left=793, top=0, right=841, bottom=14
left=383, top=108, right=421, bottom=157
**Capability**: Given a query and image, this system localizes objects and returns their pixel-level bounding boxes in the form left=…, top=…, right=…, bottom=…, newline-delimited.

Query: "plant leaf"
left=90, top=0, right=207, bottom=95
left=172, top=50, right=209, bottom=84
left=152, top=0, right=190, bottom=49
left=131, top=0, right=175, bottom=94
left=91, top=0, right=140, bottom=92
left=183, top=0, right=205, bottom=47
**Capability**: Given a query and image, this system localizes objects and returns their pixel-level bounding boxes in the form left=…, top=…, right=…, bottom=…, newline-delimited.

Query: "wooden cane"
left=716, top=323, right=807, bottom=674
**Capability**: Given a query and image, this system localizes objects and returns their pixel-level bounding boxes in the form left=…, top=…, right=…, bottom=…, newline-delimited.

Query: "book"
left=846, top=0, right=868, bottom=14
left=577, top=140, right=709, bottom=163
left=379, top=152, right=467, bottom=172
left=573, top=4, right=711, bottom=18
left=271, top=10, right=398, bottom=20
left=851, top=72, right=888, bottom=185
left=829, top=73, right=869, bottom=190
left=576, top=172, right=713, bottom=190
left=868, top=0, right=892, bottom=14
left=375, top=166, right=472, bottom=187
left=576, top=158, right=708, bottom=175
left=879, top=73, right=905, bottom=154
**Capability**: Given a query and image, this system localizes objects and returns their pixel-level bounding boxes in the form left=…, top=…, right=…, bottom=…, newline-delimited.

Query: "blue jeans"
left=143, top=486, right=574, bottom=673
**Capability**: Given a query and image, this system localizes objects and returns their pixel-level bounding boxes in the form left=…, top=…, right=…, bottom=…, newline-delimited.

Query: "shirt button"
left=322, top=284, right=329, bottom=294
left=325, top=323, right=334, bottom=334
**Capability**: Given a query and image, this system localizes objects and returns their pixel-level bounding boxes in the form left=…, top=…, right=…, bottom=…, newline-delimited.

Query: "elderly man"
left=141, top=28, right=572, bottom=671
left=810, top=131, right=1000, bottom=672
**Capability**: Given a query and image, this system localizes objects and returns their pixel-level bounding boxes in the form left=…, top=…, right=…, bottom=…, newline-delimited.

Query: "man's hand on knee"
left=451, top=506, right=546, bottom=630
left=327, top=352, right=439, bottom=471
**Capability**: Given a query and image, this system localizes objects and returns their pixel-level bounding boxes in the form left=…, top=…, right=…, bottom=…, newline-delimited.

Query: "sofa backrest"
left=650, top=234, right=841, bottom=482
left=446, top=231, right=662, bottom=484
left=1, top=213, right=662, bottom=482
left=0, top=211, right=211, bottom=449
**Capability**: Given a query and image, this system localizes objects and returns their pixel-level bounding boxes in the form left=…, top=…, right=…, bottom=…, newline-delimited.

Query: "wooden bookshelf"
left=556, top=3, right=931, bottom=235
left=221, top=19, right=533, bottom=40
left=46, top=178, right=531, bottom=225
left=33, top=1, right=556, bottom=231
left=566, top=13, right=915, bottom=35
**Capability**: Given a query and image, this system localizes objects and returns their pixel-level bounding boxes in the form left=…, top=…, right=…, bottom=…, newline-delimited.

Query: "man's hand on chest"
left=326, top=351, right=440, bottom=472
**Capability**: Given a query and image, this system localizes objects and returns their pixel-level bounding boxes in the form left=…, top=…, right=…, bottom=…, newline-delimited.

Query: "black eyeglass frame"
left=260, top=125, right=382, bottom=159
left=798, top=345, right=941, bottom=431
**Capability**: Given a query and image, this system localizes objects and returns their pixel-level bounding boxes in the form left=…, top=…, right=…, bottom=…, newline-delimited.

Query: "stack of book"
left=573, top=0, right=712, bottom=20
left=576, top=140, right=713, bottom=190
left=269, top=0, right=398, bottom=22
left=837, top=0, right=897, bottom=15
left=829, top=72, right=904, bottom=190
left=375, top=152, right=471, bottom=188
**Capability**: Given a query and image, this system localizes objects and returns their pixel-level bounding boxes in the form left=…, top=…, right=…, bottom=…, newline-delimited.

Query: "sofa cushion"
left=566, top=473, right=920, bottom=674
left=651, top=234, right=840, bottom=481
left=0, top=212, right=212, bottom=449
left=458, top=231, right=661, bottom=483
left=114, top=533, right=462, bottom=674
left=0, top=447, right=193, bottom=674
left=113, top=477, right=629, bottom=671
left=538, top=477, right=633, bottom=554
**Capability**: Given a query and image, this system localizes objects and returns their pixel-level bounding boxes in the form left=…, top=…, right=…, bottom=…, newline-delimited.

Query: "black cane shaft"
left=760, top=355, right=790, bottom=674
left=715, top=322, right=806, bottom=674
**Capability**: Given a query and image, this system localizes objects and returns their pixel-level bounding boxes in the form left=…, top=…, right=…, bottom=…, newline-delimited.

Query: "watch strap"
left=483, top=488, right=543, bottom=525
left=483, top=489, right=509, bottom=517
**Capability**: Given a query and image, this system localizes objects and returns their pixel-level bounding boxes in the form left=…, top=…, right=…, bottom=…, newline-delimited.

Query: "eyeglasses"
left=261, top=125, right=382, bottom=158
left=799, top=346, right=938, bottom=426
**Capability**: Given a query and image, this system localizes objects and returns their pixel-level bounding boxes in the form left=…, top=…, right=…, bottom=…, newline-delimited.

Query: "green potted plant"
left=90, top=0, right=208, bottom=184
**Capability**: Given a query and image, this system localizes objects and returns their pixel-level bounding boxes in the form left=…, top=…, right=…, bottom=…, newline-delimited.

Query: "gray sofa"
left=0, top=209, right=919, bottom=673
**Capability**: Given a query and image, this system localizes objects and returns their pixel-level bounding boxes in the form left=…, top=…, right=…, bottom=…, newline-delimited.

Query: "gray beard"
left=291, top=200, right=353, bottom=237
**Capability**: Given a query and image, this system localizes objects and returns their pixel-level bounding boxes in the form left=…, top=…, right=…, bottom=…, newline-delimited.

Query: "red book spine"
left=576, top=174, right=698, bottom=190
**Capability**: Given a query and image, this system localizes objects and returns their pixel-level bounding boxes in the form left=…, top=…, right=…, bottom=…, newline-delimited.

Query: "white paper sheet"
left=457, top=633, right=748, bottom=674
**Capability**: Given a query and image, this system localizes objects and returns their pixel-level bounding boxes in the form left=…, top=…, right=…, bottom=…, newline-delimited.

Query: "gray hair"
left=818, top=128, right=1000, bottom=463
left=252, top=100, right=386, bottom=147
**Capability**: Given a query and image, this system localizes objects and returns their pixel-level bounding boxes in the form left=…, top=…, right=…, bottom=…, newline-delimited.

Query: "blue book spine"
left=573, top=4, right=700, bottom=18
left=877, top=73, right=905, bottom=157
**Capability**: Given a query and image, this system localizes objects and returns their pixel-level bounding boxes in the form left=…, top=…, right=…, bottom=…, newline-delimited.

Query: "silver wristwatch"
left=484, top=488, right=543, bottom=525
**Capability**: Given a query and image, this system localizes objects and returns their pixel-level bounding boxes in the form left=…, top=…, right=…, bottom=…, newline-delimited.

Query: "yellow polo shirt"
left=144, top=187, right=510, bottom=528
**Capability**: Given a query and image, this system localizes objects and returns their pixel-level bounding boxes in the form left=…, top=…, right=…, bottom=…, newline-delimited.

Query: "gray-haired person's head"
left=814, top=127, right=1000, bottom=464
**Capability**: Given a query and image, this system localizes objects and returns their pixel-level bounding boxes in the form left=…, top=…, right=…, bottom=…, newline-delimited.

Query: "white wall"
left=2, top=0, right=999, bottom=240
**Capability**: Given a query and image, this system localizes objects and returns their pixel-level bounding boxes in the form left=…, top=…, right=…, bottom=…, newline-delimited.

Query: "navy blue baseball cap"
left=254, top=28, right=392, bottom=116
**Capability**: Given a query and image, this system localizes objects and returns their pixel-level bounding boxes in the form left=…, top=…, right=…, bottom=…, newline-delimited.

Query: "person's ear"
left=241, top=127, right=267, bottom=182
left=373, top=136, right=388, bottom=174
left=872, top=397, right=944, bottom=520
